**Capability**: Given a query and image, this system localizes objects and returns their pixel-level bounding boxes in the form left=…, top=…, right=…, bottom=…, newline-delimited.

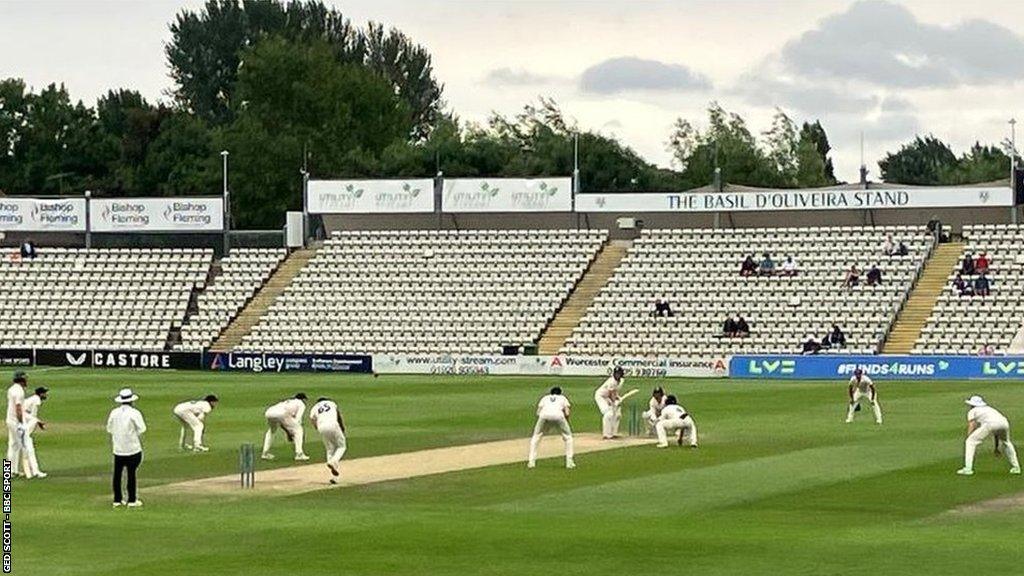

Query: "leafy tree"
left=799, top=121, right=837, bottom=184
left=878, top=135, right=957, bottom=185
left=668, top=102, right=774, bottom=189
left=137, top=112, right=219, bottom=197
left=940, top=143, right=1013, bottom=185
left=166, top=0, right=441, bottom=137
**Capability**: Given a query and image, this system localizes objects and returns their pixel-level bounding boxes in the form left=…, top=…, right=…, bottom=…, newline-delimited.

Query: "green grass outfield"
left=11, top=368, right=1024, bottom=575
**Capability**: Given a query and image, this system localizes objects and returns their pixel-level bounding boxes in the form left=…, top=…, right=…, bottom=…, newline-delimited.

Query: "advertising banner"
left=576, top=187, right=1013, bottom=213
left=90, top=197, right=224, bottom=232
left=730, top=354, right=1024, bottom=380
left=91, top=350, right=203, bottom=370
left=208, top=352, right=373, bottom=373
left=307, top=179, right=435, bottom=214
left=34, top=349, right=92, bottom=368
left=442, top=177, right=572, bottom=213
left=373, top=354, right=728, bottom=378
left=0, top=349, right=34, bottom=367
left=0, top=198, right=87, bottom=232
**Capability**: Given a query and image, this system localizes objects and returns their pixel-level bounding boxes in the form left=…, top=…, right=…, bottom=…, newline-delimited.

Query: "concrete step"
left=881, top=241, right=964, bottom=354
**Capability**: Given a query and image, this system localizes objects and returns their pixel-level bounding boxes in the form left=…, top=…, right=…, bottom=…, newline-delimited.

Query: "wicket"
left=239, top=442, right=255, bottom=489
left=627, top=402, right=640, bottom=437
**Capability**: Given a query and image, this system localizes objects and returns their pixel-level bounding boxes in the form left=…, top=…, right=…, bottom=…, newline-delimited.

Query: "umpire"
left=106, top=388, right=147, bottom=508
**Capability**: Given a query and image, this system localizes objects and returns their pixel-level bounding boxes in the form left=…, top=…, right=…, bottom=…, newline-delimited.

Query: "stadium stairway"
left=209, top=248, right=316, bottom=352
left=881, top=241, right=964, bottom=354
left=536, top=239, right=632, bottom=355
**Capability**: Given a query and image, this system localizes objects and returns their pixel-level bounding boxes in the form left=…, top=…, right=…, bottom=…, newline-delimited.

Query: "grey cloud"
left=781, top=0, right=1024, bottom=88
left=483, top=67, right=559, bottom=86
left=735, top=73, right=879, bottom=115
left=579, top=57, right=711, bottom=94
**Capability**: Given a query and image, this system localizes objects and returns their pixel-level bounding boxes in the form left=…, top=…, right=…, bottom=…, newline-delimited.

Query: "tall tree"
left=668, top=102, right=774, bottom=189
left=878, top=135, right=957, bottom=185
left=799, top=120, right=837, bottom=184
left=166, top=0, right=441, bottom=137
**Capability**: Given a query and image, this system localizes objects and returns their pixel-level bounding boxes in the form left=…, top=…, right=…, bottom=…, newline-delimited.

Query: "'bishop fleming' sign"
left=575, top=187, right=1012, bottom=213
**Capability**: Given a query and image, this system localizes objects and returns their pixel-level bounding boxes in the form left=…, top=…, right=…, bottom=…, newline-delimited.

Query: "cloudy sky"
left=2, top=0, right=1023, bottom=182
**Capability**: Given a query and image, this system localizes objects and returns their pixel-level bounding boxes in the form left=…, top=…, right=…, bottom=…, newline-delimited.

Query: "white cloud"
left=579, top=57, right=711, bottom=95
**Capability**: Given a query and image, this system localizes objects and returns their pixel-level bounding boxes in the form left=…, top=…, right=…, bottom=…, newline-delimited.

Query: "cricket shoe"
left=327, top=463, right=339, bottom=477
left=112, top=501, right=124, bottom=508
left=566, top=461, right=576, bottom=469
left=32, top=472, right=48, bottom=479
left=294, top=454, right=310, bottom=461
left=656, top=444, right=669, bottom=449
left=527, top=462, right=536, bottom=469
left=193, top=446, right=210, bottom=452
left=261, top=453, right=275, bottom=460
left=127, top=501, right=144, bottom=508
left=1011, top=467, right=1021, bottom=475
left=956, top=468, right=975, bottom=476
left=181, top=444, right=193, bottom=451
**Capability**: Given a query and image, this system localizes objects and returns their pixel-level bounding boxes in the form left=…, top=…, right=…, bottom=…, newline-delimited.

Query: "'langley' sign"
left=576, top=187, right=1013, bottom=213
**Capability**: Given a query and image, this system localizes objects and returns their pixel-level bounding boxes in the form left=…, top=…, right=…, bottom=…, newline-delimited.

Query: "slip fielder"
left=957, top=395, right=1020, bottom=476
left=642, top=387, right=667, bottom=434
left=655, top=395, right=698, bottom=448
left=845, top=368, right=882, bottom=424
left=6, top=371, right=28, bottom=477
left=262, top=392, right=309, bottom=461
left=528, top=386, right=575, bottom=469
left=173, top=394, right=218, bottom=452
left=20, top=386, right=49, bottom=479
left=594, top=367, right=625, bottom=439
left=309, top=397, right=347, bottom=484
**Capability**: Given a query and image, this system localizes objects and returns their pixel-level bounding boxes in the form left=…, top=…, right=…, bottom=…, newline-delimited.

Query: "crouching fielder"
left=310, top=397, right=347, bottom=484
left=528, top=387, right=575, bottom=469
left=262, top=392, right=309, bottom=461
left=958, top=395, right=1020, bottom=476
left=594, top=367, right=625, bottom=439
left=846, top=368, right=882, bottom=424
left=173, top=394, right=218, bottom=452
left=642, top=387, right=666, bottom=434
left=655, top=395, right=697, bottom=448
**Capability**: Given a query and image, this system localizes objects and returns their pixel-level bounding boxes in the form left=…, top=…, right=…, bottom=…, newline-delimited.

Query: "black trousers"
left=113, top=452, right=143, bottom=503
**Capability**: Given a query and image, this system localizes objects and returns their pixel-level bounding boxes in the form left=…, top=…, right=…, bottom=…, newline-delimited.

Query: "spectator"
left=978, top=344, right=995, bottom=356
left=975, top=252, right=990, bottom=275
left=895, top=241, right=909, bottom=256
left=779, top=255, right=798, bottom=277
left=651, top=299, right=674, bottom=318
left=844, top=265, right=860, bottom=288
left=974, top=273, right=991, bottom=297
left=882, top=235, right=895, bottom=256
left=19, top=239, right=36, bottom=259
left=722, top=316, right=738, bottom=337
left=953, top=273, right=974, bottom=296
left=758, top=253, right=775, bottom=276
left=802, top=335, right=823, bottom=355
left=739, top=255, right=757, bottom=277
left=734, top=315, right=750, bottom=337
left=823, top=324, right=846, bottom=348
left=961, top=253, right=975, bottom=276
left=866, top=264, right=883, bottom=286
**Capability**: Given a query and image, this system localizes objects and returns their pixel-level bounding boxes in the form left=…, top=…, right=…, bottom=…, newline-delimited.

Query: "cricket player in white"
left=957, top=395, right=1020, bottom=476
left=309, top=397, right=347, bottom=484
left=262, top=392, right=309, bottom=461
left=528, top=386, right=575, bottom=469
left=642, top=387, right=666, bottom=434
left=20, top=386, right=48, bottom=479
left=173, top=394, right=219, bottom=452
left=6, top=371, right=28, bottom=477
left=845, top=368, right=882, bottom=424
left=594, top=367, right=625, bottom=439
left=655, top=395, right=698, bottom=448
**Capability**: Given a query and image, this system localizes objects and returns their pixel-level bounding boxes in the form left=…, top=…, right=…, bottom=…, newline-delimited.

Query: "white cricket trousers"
left=528, top=416, right=574, bottom=467
left=174, top=410, right=205, bottom=448
left=317, top=425, right=347, bottom=466
left=594, top=393, right=620, bottom=438
left=656, top=416, right=698, bottom=447
left=846, top=389, right=882, bottom=424
left=263, top=417, right=305, bottom=457
left=20, top=428, right=41, bottom=477
left=641, top=409, right=658, bottom=432
left=964, top=422, right=1020, bottom=471
left=6, top=421, right=22, bottom=475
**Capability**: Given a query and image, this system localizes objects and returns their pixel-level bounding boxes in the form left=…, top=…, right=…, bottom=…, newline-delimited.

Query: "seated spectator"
left=978, top=344, right=995, bottom=356
left=20, top=239, right=36, bottom=259
left=882, top=235, right=895, bottom=256
left=895, top=241, right=909, bottom=256
left=974, top=273, right=991, bottom=297
left=866, top=264, right=883, bottom=286
left=823, top=324, right=846, bottom=348
left=739, top=254, right=757, bottom=277
left=779, top=255, right=798, bottom=276
left=651, top=299, right=674, bottom=317
left=758, top=253, right=775, bottom=276
left=722, top=316, right=738, bottom=337
left=960, top=253, right=975, bottom=276
left=734, top=315, right=750, bottom=337
left=844, top=265, right=860, bottom=288
left=802, top=335, right=822, bottom=355
left=953, top=273, right=974, bottom=296
left=975, top=252, right=990, bottom=275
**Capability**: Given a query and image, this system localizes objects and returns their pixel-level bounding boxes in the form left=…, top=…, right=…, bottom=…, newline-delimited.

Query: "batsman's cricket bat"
left=617, top=388, right=640, bottom=405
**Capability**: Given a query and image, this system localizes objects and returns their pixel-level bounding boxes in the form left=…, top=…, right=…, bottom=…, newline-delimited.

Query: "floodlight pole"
left=84, top=190, right=92, bottom=249
left=1010, top=119, right=1017, bottom=225
left=221, top=150, right=230, bottom=255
